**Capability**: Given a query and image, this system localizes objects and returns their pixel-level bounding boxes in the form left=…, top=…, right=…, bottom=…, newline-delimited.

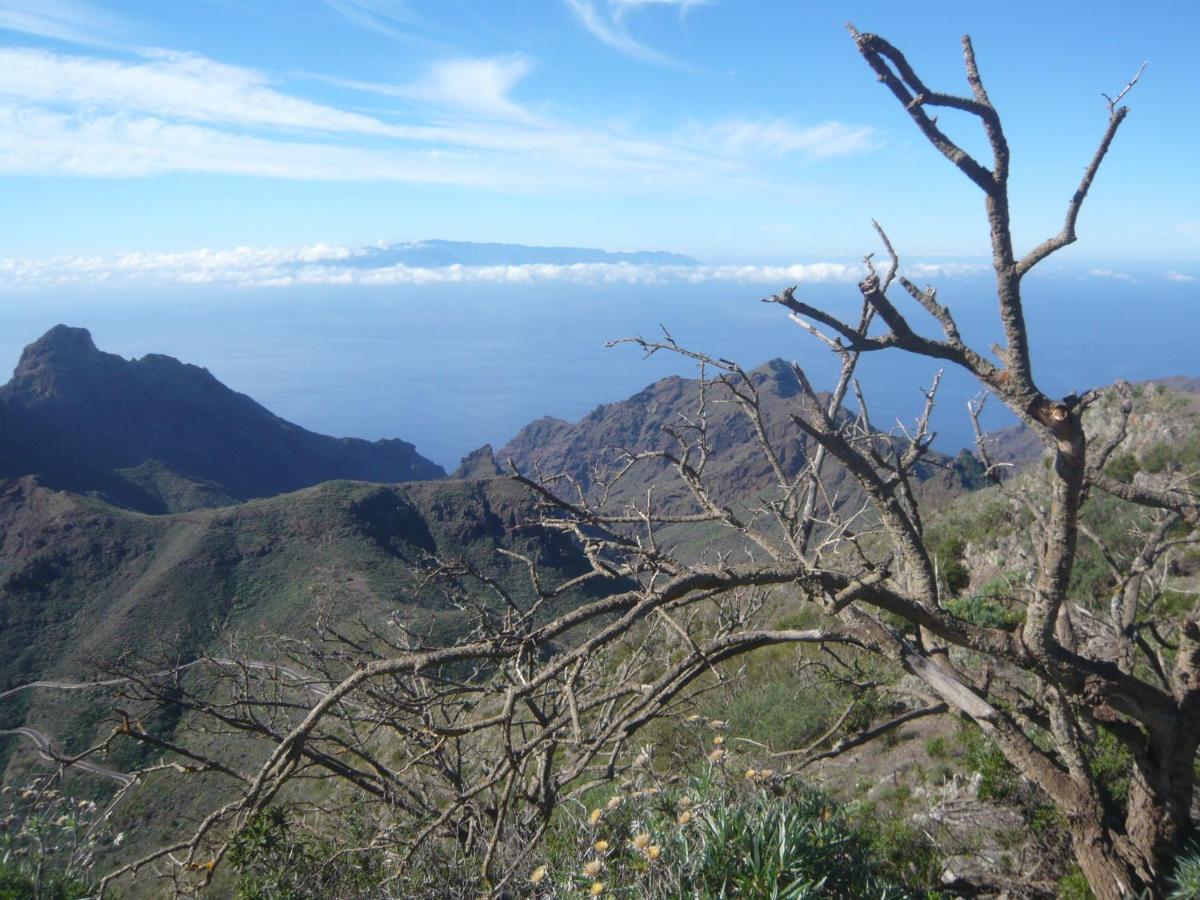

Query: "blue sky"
left=0, top=0, right=1197, bottom=282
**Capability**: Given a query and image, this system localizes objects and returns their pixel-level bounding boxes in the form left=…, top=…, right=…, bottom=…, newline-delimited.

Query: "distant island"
left=335, top=239, right=699, bottom=269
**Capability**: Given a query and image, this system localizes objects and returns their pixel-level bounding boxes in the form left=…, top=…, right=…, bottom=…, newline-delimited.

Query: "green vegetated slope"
left=927, top=379, right=1200, bottom=623
left=0, top=474, right=604, bottom=777
left=5, top=312, right=1197, bottom=895
left=0, top=344, right=983, bottom=787
left=800, top=379, right=1200, bottom=894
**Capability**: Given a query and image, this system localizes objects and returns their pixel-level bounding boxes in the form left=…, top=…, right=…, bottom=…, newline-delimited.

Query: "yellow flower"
left=605, top=796, right=622, bottom=811
left=745, top=768, right=757, bottom=779
left=589, top=808, right=602, bottom=825
left=677, top=810, right=692, bottom=825
left=708, top=748, right=725, bottom=763
left=758, top=768, right=776, bottom=780
left=583, top=859, right=603, bottom=877
left=590, top=882, right=605, bottom=896
left=530, top=865, right=547, bottom=883
left=632, top=832, right=652, bottom=850
left=679, top=796, right=694, bottom=809
left=686, top=714, right=701, bottom=722
left=647, top=844, right=662, bottom=861
left=709, top=719, right=727, bottom=730
left=712, top=735, right=725, bottom=746
left=595, top=839, right=610, bottom=853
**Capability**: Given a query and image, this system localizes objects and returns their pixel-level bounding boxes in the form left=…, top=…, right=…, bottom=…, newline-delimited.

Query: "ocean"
left=2, top=273, right=1196, bottom=471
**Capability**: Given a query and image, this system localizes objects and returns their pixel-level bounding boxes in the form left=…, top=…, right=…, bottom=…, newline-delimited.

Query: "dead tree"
left=19, top=27, right=1196, bottom=900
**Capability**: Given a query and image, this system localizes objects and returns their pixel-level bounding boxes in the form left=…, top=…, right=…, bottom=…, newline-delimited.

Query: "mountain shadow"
left=0, top=325, right=445, bottom=513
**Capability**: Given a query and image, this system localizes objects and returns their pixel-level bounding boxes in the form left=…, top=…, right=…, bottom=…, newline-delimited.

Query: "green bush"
left=1088, top=731, right=1132, bottom=810
left=1104, top=453, right=1139, bottom=483
left=1141, top=443, right=1174, bottom=476
left=934, top=536, right=971, bottom=597
left=1057, top=864, right=1096, bottom=899
left=924, top=735, right=951, bottom=761
left=533, top=757, right=929, bottom=898
left=945, top=593, right=1023, bottom=630
left=0, top=780, right=106, bottom=900
left=228, top=806, right=387, bottom=900
left=957, top=724, right=1019, bottom=802
left=1169, top=844, right=1200, bottom=899
left=0, top=858, right=95, bottom=900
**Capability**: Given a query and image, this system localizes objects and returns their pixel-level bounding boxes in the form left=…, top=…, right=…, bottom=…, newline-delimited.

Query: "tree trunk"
left=1071, top=821, right=1145, bottom=899
left=1123, top=749, right=1195, bottom=897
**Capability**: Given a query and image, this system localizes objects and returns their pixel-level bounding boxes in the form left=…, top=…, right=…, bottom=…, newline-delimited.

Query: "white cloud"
left=0, top=106, right=513, bottom=184
left=0, top=0, right=128, bottom=47
left=323, top=0, right=423, bottom=44
left=699, top=120, right=878, bottom=159
left=1089, top=268, right=1136, bottom=282
left=1166, top=271, right=1195, bottom=283
left=904, top=262, right=989, bottom=278
left=0, top=241, right=868, bottom=289
left=0, top=44, right=878, bottom=190
left=0, top=47, right=398, bottom=136
left=352, top=55, right=537, bottom=121
left=564, top=0, right=692, bottom=66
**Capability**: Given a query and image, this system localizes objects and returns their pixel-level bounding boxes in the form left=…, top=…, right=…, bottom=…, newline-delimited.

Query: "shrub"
left=1104, top=453, right=1139, bottom=483
left=945, top=593, right=1023, bottom=630
left=934, top=536, right=970, bottom=597
left=1058, top=864, right=1097, bottom=899
left=0, top=779, right=105, bottom=900
left=228, top=806, right=388, bottom=900
left=1169, top=844, right=1200, bottom=899
left=531, top=749, right=928, bottom=898
left=958, top=724, right=1019, bottom=802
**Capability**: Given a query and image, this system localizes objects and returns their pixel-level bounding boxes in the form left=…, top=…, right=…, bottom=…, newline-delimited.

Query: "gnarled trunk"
left=1071, top=820, right=1143, bottom=900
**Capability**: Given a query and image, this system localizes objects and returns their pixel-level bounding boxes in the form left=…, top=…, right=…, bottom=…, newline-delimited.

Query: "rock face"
left=0, top=325, right=445, bottom=512
left=453, top=444, right=503, bottom=479
left=497, top=359, right=982, bottom=509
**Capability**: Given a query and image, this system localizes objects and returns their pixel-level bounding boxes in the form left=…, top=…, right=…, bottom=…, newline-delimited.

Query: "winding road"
left=0, top=726, right=137, bottom=787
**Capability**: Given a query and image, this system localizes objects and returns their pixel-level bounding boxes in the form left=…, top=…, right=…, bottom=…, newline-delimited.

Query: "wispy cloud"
left=0, top=241, right=867, bottom=288
left=0, top=44, right=876, bottom=189
left=1089, top=268, right=1136, bottom=282
left=0, top=47, right=396, bottom=135
left=0, top=0, right=129, bottom=48
left=1166, top=271, right=1195, bottom=283
left=905, top=262, right=989, bottom=278
left=336, top=54, right=536, bottom=121
left=697, top=120, right=879, bottom=159
left=564, top=0, right=703, bottom=67
left=324, top=0, right=425, bottom=44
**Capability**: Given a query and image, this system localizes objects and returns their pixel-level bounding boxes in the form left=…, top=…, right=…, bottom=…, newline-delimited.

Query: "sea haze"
left=2, top=273, right=1196, bottom=470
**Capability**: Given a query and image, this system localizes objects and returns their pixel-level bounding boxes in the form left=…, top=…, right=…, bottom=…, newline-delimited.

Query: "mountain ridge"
left=0, top=325, right=445, bottom=513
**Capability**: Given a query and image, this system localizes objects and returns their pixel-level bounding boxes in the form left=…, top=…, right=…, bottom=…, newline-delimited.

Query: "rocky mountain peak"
left=14, top=324, right=100, bottom=373
left=0, top=325, right=445, bottom=511
left=454, top=444, right=503, bottom=479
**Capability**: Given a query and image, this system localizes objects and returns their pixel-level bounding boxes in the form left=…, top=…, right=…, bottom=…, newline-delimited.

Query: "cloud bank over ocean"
left=5, top=239, right=1191, bottom=291
left=0, top=239, right=1012, bottom=290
